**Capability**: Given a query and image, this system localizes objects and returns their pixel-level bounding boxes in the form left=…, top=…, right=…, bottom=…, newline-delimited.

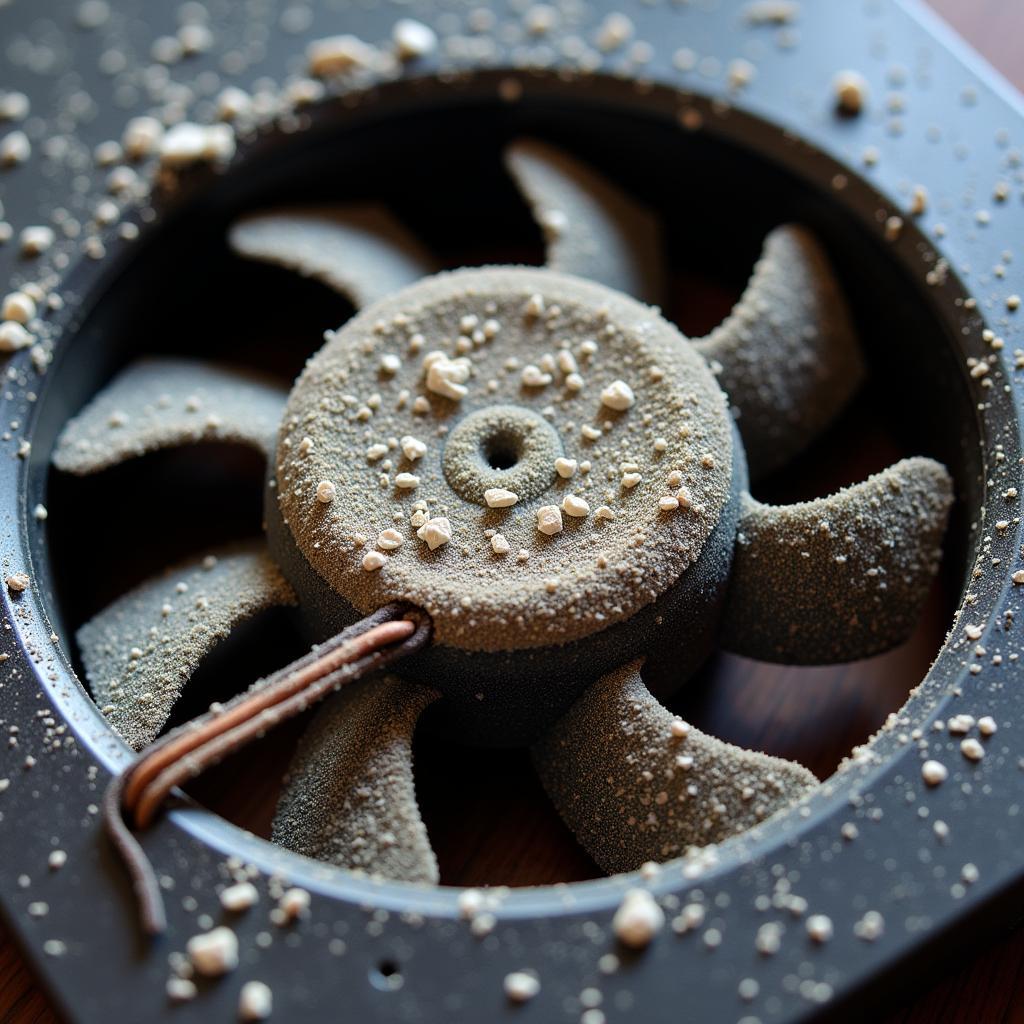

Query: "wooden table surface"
left=2, top=1, right=1023, bottom=1021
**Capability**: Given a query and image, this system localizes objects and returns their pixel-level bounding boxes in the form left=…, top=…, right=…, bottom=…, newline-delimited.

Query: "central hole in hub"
left=483, top=432, right=521, bottom=471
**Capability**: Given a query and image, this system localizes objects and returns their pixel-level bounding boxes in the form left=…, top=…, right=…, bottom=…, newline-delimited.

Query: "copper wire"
left=103, top=603, right=432, bottom=935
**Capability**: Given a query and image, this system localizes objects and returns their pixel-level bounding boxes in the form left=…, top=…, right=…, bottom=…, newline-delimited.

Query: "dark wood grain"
left=2, top=1, right=1022, bottom=1021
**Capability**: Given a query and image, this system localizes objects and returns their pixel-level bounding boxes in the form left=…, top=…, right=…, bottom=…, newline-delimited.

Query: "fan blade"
left=52, top=359, right=286, bottom=475
left=721, top=457, right=953, bottom=664
left=693, top=225, right=865, bottom=479
left=505, top=139, right=664, bottom=304
left=78, top=544, right=297, bottom=750
left=229, top=205, right=436, bottom=309
left=272, top=676, right=440, bottom=884
left=533, top=660, right=816, bottom=874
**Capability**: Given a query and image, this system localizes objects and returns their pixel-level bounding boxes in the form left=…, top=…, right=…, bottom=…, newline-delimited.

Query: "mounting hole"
left=442, top=404, right=562, bottom=506
left=483, top=433, right=521, bottom=471
left=370, top=960, right=404, bottom=992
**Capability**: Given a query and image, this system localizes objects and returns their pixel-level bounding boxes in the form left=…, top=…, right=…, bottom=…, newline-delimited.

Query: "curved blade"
left=78, top=544, right=297, bottom=750
left=721, top=457, right=953, bottom=664
left=229, top=205, right=436, bottom=309
left=505, top=139, right=664, bottom=304
left=694, top=225, right=865, bottom=479
left=272, top=676, right=440, bottom=884
left=53, top=359, right=286, bottom=475
left=533, top=660, right=816, bottom=874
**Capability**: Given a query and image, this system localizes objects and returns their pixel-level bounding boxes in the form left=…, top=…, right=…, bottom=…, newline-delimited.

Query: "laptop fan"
left=0, top=1, right=1021, bottom=1022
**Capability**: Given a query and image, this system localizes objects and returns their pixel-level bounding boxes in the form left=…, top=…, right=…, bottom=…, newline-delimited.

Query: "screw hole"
left=482, top=429, right=523, bottom=471
left=486, top=444, right=518, bottom=470
left=370, top=960, right=404, bottom=992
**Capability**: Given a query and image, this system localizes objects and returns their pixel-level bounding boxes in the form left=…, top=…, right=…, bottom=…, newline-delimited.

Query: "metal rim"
left=1, top=2, right=1022, bottom=1020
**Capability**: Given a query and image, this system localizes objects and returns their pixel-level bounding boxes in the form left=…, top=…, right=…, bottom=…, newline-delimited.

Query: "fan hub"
left=268, top=266, right=739, bottom=737
left=442, top=404, right=563, bottom=506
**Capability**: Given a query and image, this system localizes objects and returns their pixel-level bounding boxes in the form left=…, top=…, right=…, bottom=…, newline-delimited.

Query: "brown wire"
left=103, top=603, right=432, bottom=936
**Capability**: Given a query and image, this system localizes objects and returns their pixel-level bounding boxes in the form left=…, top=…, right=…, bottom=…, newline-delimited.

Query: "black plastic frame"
left=1, top=0, right=1022, bottom=1020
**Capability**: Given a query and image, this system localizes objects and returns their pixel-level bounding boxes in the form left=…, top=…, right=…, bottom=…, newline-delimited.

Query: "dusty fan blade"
left=505, top=139, right=664, bottom=304
left=693, top=225, right=865, bottom=479
left=533, top=660, right=817, bottom=874
left=272, top=676, right=440, bottom=884
left=78, top=544, right=296, bottom=749
left=229, top=205, right=436, bottom=309
left=720, top=457, right=953, bottom=664
left=52, top=359, right=286, bottom=475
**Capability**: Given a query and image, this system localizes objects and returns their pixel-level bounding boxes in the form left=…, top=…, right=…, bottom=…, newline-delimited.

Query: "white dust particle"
left=416, top=516, right=452, bottom=550
left=834, top=71, right=868, bottom=115
left=853, top=911, right=884, bottom=941
left=187, top=926, right=239, bottom=977
left=159, top=123, right=235, bottom=169
left=316, top=480, right=336, bottom=503
left=423, top=351, right=471, bottom=401
left=600, top=379, right=635, bottom=411
left=216, top=86, right=251, bottom=121
left=238, top=980, right=273, bottom=1021
left=393, top=19, right=437, bottom=60
left=536, top=504, right=563, bottom=536
left=458, top=888, right=484, bottom=919
left=219, top=881, right=258, bottom=912
left=2, top=291, right=36, bottom=323
left=166, top=977, right=197, bottom=1003
left=122, top=116, right=164, bottom=159
left=960, top=737, right=985, bottom=762
left=562, top=494, right=590, bottom=518
left=6, top=572, right=30, bottom=593
left=521, top=364, right=552, bottom=387
left=670, top=717, right=691, bottom=738
left=0, top=130, right=31, bottom=166
left=595, top=12, right=634, bottom=51
left=362, top=550, right=387, bottom=572
left=377, top=529, right=403, bottom=550
left=921, top=759, right=948, bottom=786
left=307, top=34, right=379, bottom=77
left=276, top=887, right=311, bottom=922
left=504, top=971, right=540, bottom=1003
left=948, top=714, right=974, bottom=734
left=0, top=322, right=33, bottom=352
left=20, top=226, right=55, bottom=256
left=400, top=434, right=426, bottom=460
left=485, top=487, right=519, bottom=508
left=612, top=889, right=664, bottom=949
left=806, top=914, right=833, bottom=943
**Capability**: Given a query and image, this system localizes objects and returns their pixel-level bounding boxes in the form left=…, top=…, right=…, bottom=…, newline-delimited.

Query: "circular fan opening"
left=33, top=74, right=979, bottom=893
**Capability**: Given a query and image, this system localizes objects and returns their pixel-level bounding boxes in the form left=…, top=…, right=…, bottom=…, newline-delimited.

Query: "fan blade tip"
left=228, top=205, right=435, bottom=308
left=51, top=359, right=285, bottom=475
left=533, top=662, right=816, bottom=873
left=272, top=676, right=440, bottom=884
left=504, top=138, right=664, bottom=303
left=698, top=222, right=866, bottom=478
left=725, top=457, right=954, bottom=663
left=77, top=544, right=294, bottom=750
